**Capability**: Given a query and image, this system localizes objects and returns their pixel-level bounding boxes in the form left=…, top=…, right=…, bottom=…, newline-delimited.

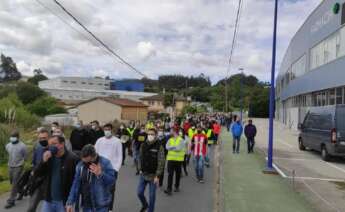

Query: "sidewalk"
left=220, top=129, right=315, bottom=212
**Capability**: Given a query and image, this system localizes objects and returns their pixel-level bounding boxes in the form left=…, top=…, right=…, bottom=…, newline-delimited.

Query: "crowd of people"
left=5, top=113, right=249, bottom=212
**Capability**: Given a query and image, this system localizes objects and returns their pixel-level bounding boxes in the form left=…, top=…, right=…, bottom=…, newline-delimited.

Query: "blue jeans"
left=83, top=207, right=108, bottom=212
left=137, top=175, right=157, bottom=212
left=41, top=200, right=65, bottom=212
left=193, top=156, right=205, bottom=180
left=233, top=136, right=241, bottom=153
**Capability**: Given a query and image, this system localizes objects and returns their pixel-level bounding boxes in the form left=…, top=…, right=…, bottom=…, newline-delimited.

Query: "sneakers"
left=164, top=189, right=172, bottom=195
left=199, top=179, right=205, bottom=184
left=140, top=205, right=148, bottom=212
left=174, top=188, right=180, bottom=192
left=4, top=202, right=15, bottom=209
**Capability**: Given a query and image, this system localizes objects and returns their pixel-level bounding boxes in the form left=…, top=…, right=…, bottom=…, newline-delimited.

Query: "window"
left=336, top=87, right=343, bottom=104
left=81, top=82, right=86, bottom=84
left=88, top=83, right=94, bottom=85
left=62, top=80, right=68, bottom=83
left=71, top=81, right=76, bottom=84
left=329, top=89, right=335, bottom=105
left=291, top=55, right=306, bottom=80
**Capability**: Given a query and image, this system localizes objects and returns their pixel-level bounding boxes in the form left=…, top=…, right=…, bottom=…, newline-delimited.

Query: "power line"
left=34, top=0, right=111, bottom=57
left=225, top=0, right=244, bottom=112
left=43, top=0, right=147, bottom=78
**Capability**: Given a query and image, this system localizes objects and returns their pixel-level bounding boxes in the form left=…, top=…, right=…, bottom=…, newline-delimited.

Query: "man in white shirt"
left=95, top=123, right=122, bottom=212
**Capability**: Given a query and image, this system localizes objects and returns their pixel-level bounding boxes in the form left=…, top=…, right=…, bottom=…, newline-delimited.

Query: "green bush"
left=0, top=94, right=40, bottom=129
left=0, top=125, right=9, bottom=164
left=15, top=81, right=46, bottom=105
left=27, top=96, right=66, bottom=117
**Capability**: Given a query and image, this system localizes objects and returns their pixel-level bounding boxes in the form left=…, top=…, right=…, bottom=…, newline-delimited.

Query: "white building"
left=39, top=76, right=112, bottom=91
left=39, top=77, right=157, bottom=104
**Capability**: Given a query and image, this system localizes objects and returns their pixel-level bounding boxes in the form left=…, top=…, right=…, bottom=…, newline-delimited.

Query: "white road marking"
left=287, top=176, right=345, bottom=182
left=324, top=162, right=345, bottom=175
left=302, top=180, right=342, bottom=212
left=273, top=157, right=318, bottom=161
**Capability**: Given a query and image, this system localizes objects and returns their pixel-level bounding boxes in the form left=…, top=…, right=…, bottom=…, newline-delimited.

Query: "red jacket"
left=191, top=134, right=208, bottom=156
left=183, top=122, right=191, bottom=133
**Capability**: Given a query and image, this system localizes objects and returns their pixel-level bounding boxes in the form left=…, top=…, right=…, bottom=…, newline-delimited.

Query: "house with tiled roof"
left=76, top=97, right=148, bottom=124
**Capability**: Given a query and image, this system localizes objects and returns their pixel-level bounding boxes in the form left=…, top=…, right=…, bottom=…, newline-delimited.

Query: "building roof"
left=78, top=97, right=148, bottom=108
left=140, top=94, right=164, bottom=101
left=140, top=94, right=188, bottom=101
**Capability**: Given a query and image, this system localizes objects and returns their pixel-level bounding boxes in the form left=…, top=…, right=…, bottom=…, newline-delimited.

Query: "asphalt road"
left=0, top=151, right=215, bottom=212
left=253, top=118, right=345, bottom=212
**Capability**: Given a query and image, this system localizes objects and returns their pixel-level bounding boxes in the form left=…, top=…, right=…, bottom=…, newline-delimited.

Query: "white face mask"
left=91, top=125, right=96, bottom=130
left=158, top=131, right=164, bottom=137
left=51, top=126, right=57, bottom=131
left=10, top=137, right=18, bottom=143
left=104, top=130, right=112, bottom=138
left=147, top=135, right=155, bottom=142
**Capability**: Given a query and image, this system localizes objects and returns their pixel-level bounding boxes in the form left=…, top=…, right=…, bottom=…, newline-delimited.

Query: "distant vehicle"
left=298, top=105, right=345, bottom=161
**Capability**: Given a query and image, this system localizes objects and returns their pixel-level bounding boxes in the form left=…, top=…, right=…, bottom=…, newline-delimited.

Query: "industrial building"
left=39, top=77, right=156, bottom=104
left=276, top=1, right=345, bottom=129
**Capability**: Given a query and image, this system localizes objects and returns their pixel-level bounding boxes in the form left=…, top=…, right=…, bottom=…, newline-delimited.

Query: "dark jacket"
left=34, top=150, right=79, bottom=204
left=66, top=156, right=115, bottom=209
left=32, top=142, right=47, bottom=168
left=90, top=129, right=104, bottom=145
left=70, top=128, right=88, bottom=152
left=244, top=124, right=257, bottom=139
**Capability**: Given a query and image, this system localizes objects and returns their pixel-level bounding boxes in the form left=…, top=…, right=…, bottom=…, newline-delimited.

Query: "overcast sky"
left=0, top=0, right=320, bottom=84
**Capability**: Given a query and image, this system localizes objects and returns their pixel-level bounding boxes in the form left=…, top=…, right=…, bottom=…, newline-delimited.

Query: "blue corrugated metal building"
left=110, top=80, right=144, bottom=92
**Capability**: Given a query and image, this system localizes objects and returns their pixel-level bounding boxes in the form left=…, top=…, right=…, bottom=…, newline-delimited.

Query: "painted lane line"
left=273, top=157, right=318, bottom=161
left=302, top=180, right=341, bottom=212
left=287, top=176, right=345, bottom=182
left=324, top=161, right=345, bottom=175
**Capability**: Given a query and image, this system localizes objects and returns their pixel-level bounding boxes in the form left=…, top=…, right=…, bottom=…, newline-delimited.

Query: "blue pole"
left=267, top=0, right=278, bottom=171
left=240, top=71, right=243, bottom=121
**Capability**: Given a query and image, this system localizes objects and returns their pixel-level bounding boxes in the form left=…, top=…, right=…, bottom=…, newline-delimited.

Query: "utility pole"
left=264, top=0, right=279, bottom=174
left=239, top=68, right=244, bottom=121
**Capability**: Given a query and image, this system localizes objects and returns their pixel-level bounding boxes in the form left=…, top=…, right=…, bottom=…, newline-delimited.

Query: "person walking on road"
left=4, top=130, right=27, bottom=209
left=157, top=127, right=169, bottom=187
left=191, top=126, right=208, bottom=183
left=231, top=117, right=243, bottom=154
left=95, top=123, right=122, bottom=212
left=164, top=130, right=185, bottom=195
left=27, top=128, right=50, bottom=212
left=90, top=120, right=104, bottom=145
left=244, top=119, right=257, bottom=153
left=70, top=121, right=89, bottom=156
left=137, top=128, right=165, bottom=212
left=34, top=135, right=79, bottom=212
left=66, top=145, right=116, bottom=212
left=116, top=123, right=131, bottom=166
left=133, top=125, right=147, bottom=175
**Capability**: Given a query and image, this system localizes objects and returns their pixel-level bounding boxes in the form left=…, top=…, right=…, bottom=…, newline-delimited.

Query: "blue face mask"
left=48, top=145, right=59, bottom=156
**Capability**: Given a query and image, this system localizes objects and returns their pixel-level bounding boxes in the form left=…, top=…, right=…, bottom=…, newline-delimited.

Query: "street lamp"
left=239, top=68, right=244, bottom=121
left=264, top=0, right=278, bottom=174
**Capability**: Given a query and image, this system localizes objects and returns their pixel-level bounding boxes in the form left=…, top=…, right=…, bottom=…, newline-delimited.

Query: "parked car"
left=298, top=105, right=345, bottom=161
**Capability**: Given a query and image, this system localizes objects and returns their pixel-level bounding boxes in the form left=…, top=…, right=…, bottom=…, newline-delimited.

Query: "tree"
left=163, top=93, right=174, bottom=107
left=33, top=69, right=42, bottom=76
left=15, top=82, right=46, bottom=105
left=28, top=74, right=48, bottom=85
left=0, top=54, right=21, bottom=82
left=27, top=96, right=66, bottom=117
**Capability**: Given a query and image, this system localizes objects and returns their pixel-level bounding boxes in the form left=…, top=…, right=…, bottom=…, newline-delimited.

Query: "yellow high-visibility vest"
left=167, top=137, right=185, bottom=162
left=188, top=128, right=196, bottom=139
left=127, top=128, right=135, bottom=137
left=207, top=129, right=215, bottom=144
